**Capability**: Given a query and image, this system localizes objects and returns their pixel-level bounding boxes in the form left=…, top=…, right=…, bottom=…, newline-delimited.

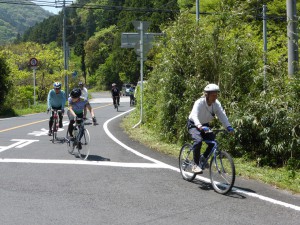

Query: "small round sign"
left=29, top=58, right=38, bottom=67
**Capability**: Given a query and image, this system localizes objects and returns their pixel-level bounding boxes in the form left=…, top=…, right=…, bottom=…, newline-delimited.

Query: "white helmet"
left=204, top=83, right=220, bottom=92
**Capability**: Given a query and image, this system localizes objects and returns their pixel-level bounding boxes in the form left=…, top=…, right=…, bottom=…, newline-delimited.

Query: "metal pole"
left=133, top=21, right=144, bottom=128
left=263, top=5, right=267, bottom=90
left=33, top=68, right=36, bottom=105
left=287, top=0, right=299, bottom=76
left=140, top=21, right=144, bottom=124
left=196, top=0, right=200, bottom=22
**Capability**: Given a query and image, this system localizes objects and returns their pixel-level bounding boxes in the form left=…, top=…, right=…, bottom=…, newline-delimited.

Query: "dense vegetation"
left=0, top=0, right=299, bottom=175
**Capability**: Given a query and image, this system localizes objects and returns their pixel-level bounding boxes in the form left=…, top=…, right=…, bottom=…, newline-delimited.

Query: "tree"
left=0, top=56, right=11, bottom=108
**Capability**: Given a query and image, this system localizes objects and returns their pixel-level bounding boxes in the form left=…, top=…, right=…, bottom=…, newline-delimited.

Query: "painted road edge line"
left=104, top=109, right=300, bottom=212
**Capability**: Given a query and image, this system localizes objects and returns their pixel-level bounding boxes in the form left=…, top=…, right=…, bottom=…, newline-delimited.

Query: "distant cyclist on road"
left=187, top=83, right=234, bottom=174
left=129, top=84, right=135, bottom=105
left=67, top=88, right=96, bottom=138
left=78, top=81, right=97, bottom=124
left=111, top=83, right=120, bottom=108
left=47, top=82, right=66, bottom=136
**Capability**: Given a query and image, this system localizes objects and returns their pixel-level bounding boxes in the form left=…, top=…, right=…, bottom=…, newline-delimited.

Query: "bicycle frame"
left=74, top=119, right=85, bottom=142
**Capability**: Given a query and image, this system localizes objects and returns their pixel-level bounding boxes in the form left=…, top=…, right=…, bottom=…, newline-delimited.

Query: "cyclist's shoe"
left=78, top=142, right=82, bottom=150
left=48, top=130, right=52, bottom=136
left=92, top=117, right=97, bottom=123
left=192, top=164, right=203, bottom=174
left=59, top=121, right=63, bottom=128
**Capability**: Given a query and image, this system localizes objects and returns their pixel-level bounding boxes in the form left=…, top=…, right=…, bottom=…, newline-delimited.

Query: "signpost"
left=29, top=58, right=38, bottom=106
left=121, top=21, right=164, bottom=127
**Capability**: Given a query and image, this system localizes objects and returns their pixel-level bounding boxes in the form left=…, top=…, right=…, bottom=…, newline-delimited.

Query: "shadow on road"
left=192, top=179, right=254, bottom=199
left=87, top=155, right=111, bottom=161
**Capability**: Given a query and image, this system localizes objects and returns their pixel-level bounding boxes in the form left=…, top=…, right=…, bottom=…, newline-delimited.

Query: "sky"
left=32, top=0, right=70, bottom=15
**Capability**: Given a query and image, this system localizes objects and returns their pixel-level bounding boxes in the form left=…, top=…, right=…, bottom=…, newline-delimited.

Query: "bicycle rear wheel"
left=179, top=143, right=196, bottom=181
left=78, top=128, right=90, bottom=160
left=209, top=151, right=235, bottom=194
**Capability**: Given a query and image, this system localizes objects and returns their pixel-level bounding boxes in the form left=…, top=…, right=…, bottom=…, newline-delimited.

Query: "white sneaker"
left=192, top=164, right=203, bottom=174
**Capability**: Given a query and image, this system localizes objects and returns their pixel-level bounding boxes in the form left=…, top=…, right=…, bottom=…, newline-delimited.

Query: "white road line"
left=0, top=158, right=170, bottom=168
left=103, top=108, right=176, bottom=170
left=103, top=109, right=300, bottom=212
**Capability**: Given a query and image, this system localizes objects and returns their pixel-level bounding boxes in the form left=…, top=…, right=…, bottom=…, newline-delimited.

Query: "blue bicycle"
left=179, top=129, right=235, bottom=194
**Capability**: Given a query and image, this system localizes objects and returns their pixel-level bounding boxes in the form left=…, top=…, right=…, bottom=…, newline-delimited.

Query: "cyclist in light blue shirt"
left=47, top=82, right=66, bottom=136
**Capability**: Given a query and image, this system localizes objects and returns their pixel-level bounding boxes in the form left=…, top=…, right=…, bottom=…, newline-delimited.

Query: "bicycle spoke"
left=179, top=143, right=196, bottom=181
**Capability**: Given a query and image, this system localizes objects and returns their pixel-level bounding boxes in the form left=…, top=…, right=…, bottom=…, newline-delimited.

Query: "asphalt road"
left=0, top=92, right=299, bottom=225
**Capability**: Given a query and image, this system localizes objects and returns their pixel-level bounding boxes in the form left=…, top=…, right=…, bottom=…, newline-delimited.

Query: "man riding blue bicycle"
left=187, top=83, right=234, bottom=174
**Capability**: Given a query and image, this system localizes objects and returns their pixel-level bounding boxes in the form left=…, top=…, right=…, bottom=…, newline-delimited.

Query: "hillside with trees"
left=0, top=1, right=53, bottom=45
left=0, top=0, right=299, bottom=177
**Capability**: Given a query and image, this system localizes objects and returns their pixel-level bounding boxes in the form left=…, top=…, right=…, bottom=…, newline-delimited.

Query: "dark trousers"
left=113, top=96, right=120, bottom=105
left=187, top=120, right=215, bottom=165
left=68, top=113, right=83, bottom=137
left=49, top=107, right=63, bottom=130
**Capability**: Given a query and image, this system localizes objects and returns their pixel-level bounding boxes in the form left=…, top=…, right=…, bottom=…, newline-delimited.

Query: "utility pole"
left=287, top=0, right=299, bottom=76
left=196, top=0, right=200, bottom=23
left=62, top=0, right=69, bottom=97
left=263, top=5, right=267, bottom=90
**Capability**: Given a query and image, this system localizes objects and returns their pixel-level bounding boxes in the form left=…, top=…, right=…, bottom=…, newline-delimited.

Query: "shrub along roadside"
left=121, top=112, right=300, bottom=194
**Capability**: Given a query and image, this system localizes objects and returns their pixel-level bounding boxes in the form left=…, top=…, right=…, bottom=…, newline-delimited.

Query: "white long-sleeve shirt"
left=188, top=97, right=231, bottom=128
left=80, top=87, right=88, bottom=100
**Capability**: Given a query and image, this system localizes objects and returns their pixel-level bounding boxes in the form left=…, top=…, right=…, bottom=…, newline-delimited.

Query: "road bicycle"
left=49, top=109, right=62, bottom=143
left=179, top=129, right=235, bottom=194
left=65, top=118, right=91, bottom=160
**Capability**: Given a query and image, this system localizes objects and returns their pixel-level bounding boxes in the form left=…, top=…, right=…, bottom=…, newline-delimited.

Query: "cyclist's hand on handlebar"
left=227, top=126, right=234, bottom=134
left=199, top=126, right=210, bottom=133
left=47, top=108, right=51, bottom=113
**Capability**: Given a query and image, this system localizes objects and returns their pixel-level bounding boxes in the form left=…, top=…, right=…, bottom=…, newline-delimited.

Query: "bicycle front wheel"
left=66, top=139, right=75, bottom=155
left=179, top=143, right=196, bottom=181
left=78, top=128, right=90, bottom=160
left=52, top=118, right=57, bottom=143
left=209, top=151, right=235, bottom=194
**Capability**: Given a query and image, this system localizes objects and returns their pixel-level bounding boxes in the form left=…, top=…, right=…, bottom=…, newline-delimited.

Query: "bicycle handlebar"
left=204, top=129, right=227, bottom=135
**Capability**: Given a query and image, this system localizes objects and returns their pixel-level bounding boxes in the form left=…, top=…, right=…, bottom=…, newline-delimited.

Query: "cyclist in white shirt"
left=78, top=82, right=97, bottom=124
left=187, top=83, right=234, bottom=174
left=79, top=82, right=88, bottom=100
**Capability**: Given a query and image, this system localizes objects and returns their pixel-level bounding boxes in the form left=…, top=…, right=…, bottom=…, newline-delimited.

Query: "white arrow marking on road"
left=0, top=139, right=39, bottom=152
left=28, top=121, right=68, bottom=136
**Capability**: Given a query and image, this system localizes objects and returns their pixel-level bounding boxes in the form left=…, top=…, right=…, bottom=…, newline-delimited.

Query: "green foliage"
left=0, top=56, right=12, bottom=113
left=143, top=11, right=260, bottom=145
left=0, top=42, right=82, bottom=109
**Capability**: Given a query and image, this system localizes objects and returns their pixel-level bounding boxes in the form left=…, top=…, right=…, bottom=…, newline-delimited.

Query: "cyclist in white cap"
left=187, top=83, right=234, bottom=174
